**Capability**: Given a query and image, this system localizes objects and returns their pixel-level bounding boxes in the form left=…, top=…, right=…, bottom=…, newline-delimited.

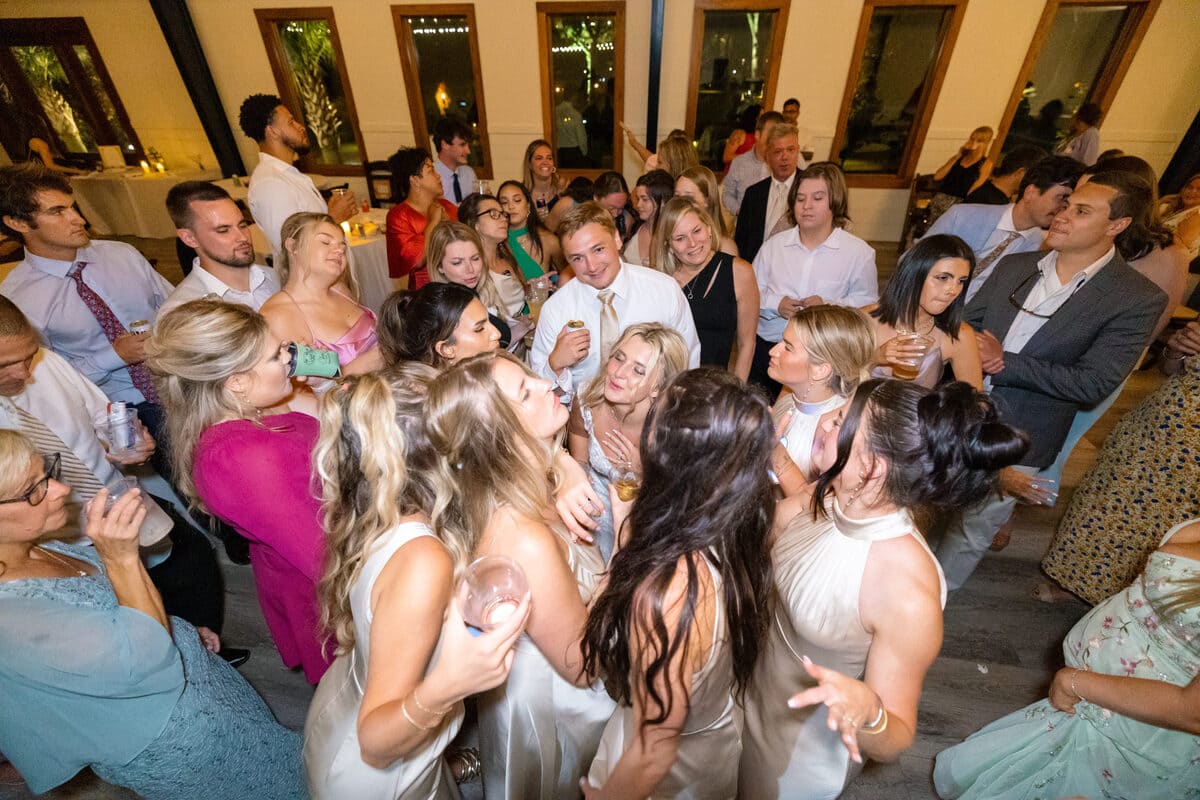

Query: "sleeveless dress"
left=304, top=522, right=462, bottom=800
left=683, top=252, right=739, bottom=370
left=0, top=542, right=304, bottom=800
left=492, top=268, right=527, bottom=318
left=284, top=288, right=379, bottom=367
left=622, top=230, right=647, bottom=267
left=772, top=392, right=847, bottom=481
left=587, top=555, right=741, bottom=799
left=507, top=227, right=547, bottom=280
left=477, top=521, right=615, bottom=800
left=580, top=403, right=620, bottom=561
left=934, top=518, right=1200, bottom=799
left=739, top=500, right=947, bottom=800
left=870, top=342, right=945, bottom=389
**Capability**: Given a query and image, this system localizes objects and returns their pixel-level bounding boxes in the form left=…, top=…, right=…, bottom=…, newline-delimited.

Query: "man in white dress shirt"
left=723, top=110, right=782, bottom=216
left=0, top=296, right=236, bottom=658
left=0, top=164, right=172, bottom=453
left=239, top=93, right=358, bottom=254
left=432, top=116, right=478, bottom=206
left=920, top=155, right=1082, bottom=302
left=159, top=182, right=280, bottom=316
left=749, top=162, right=879, bottom=393
left=530, top=202, right=700, bottom=398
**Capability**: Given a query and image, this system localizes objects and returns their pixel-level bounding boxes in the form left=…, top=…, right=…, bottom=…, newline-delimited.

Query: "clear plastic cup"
left=456, top=555, right=529, bottom=636
left=79, top=476, right=141, bottom=529
left=891, top=334, right=934, bottom=381
left=92, top=406, right=140, bottom=458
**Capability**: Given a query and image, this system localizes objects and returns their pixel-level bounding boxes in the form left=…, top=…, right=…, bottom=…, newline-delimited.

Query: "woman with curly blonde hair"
left=425, top=350, right=615, bottom=799
left=304, top=368, right=526, bottom=798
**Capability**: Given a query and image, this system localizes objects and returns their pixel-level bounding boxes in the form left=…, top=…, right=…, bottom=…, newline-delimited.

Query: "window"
left=255, top=7, right=365, bottom=176
left=829, top=0, right=966, bottom=188
left=536, top=2, right=625, bottom=175
left=393, top=5, right=493, bottom=179
left=0, top=17, right=142, bottom=166
left=686, top=1, right=791, bottom=174
left=997, top=1, right=1159, bottom=155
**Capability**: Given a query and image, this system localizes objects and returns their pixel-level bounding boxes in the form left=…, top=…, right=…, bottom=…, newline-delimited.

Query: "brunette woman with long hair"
left=582, top=368, right=776, bottom=799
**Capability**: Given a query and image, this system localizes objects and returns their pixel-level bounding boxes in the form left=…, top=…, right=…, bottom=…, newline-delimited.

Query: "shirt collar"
left=772, top=172, right=797, bottom=192
left=580, top=260, right=630, bottom=300
left=1036, top=246, right=1116, bottom=289
left=257, top=151, right=300, bottom=174
left=24, top=244, right=94, bottom=277
left=789, top=226, right=842, bottom=252
left=189, top=259, right=269, bottom=295
left=433, top=159, right=455, bottom=179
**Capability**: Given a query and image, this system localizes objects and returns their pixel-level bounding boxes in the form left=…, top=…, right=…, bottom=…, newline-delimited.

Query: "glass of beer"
left=890, top=333, right=934, bottom=381
left=614, top=470, right=640, bottom=502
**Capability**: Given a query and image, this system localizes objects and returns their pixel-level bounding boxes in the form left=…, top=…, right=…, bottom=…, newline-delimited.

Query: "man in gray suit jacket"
left=921, top=155, right=1083, bottom=302
left=936, top=172, right=1168, bottom=590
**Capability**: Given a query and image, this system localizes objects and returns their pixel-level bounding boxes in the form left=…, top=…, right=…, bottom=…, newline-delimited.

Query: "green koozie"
left=287, top=342, right=341, bottom=378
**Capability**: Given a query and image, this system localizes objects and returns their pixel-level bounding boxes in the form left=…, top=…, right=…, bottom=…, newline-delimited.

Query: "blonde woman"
left=766, top=305, right=875, bottom=498
left=654, top=197, right=758, bottom=380
left=260, top=211, right=382, bottom=375
left=675, top=165, right=737, bottom=256
left=567, top=323, right=688, bottom=560
left=426, top=351, right=616, bottom=799
left=425, top=221, right=513, bottom=348
left=304, top=370, right=528, bottom=799
left=146, top=299, right=329, bottom=683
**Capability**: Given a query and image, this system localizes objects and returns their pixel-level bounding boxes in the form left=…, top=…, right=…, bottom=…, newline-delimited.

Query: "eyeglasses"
left=0, top=453, right=61, bottom=506
left=1007, top=271, right=1083, bottom=319
left=478, top=209, right=508, bottom=221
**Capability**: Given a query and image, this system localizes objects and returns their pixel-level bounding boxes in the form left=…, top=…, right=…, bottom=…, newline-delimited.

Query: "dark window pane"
left=11, top=45, right=97, bottom=154
left=694, top=10, right=778, bottom=173
left=73, top=45, right=133, bottom=150
left=408, top=16, right=486, bottom=170
left=1004, top=5, right=1127, bottom=154
left=549, top=14, right=616, bottom=170
left=275, top=19, right=361, bottom=167
left=839, top=7, right=947, bottom=175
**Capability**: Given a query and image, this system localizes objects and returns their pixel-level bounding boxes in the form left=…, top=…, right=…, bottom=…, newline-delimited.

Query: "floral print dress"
left=934, top=519, right=1200, bottom=800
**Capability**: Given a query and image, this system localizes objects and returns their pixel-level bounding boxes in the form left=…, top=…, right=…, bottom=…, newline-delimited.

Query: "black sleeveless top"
left=939, top=157, right=984, bottom=199
left=682, top=251, right=738, bottom=369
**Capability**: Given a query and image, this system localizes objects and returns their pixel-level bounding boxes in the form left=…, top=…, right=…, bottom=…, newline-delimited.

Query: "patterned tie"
left=972, top=231, right=1024, bottom=280
left=2, top=399, right=104, bottom=497
left=765, top=181, right=789, bottom=238
left=69, top=262, right=160, bottom=404
left=452, top=172, right=463, bottom=204
left=598, top=289, right=619, bottom=362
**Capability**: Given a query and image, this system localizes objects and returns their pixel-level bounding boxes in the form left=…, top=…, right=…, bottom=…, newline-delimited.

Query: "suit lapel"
left=1022, top=257, right=1124, bottom=354
left=989, top=257, right=1038, bottom=338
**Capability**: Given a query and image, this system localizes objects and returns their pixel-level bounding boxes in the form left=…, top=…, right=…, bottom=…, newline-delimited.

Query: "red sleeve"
left=386, top=204, right=428, bottom=280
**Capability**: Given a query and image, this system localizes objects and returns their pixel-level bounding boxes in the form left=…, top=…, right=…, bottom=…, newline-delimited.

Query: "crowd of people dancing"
left=0, top=89, right=1195, bottom=800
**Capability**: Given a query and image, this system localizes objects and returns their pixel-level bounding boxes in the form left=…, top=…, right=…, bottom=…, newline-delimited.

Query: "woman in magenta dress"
left=260, top=212, right=381, bottom=376
left=385, top=147, right=458, bottom=287
left=148, top=298, right=331, bottom=683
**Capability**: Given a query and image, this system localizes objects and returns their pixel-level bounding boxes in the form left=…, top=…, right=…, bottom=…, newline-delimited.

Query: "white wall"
left=2, top=0, right=1197, bottom=241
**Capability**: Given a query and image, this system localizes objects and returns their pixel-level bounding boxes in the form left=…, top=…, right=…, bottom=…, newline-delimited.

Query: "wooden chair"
left=364, top=160, right=397, bottom=208
left=898, top=173, right=938, bottom=252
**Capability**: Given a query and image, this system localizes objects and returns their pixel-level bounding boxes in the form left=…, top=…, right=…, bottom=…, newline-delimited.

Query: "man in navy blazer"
left=734, top=123, right=801, bottom=263
left=921, top=155, right=1083, bottom=302
left=935, top=171, right=1168, bottom=590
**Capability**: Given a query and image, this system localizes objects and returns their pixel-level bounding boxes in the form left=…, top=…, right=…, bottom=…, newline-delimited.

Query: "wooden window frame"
left=992, top=0, right=1160, bottom=156
left=392, top=4, right=494, bottom=180
left=535, top=1, right=626, bottom=179
left=255, top=7, right=367, bottom=177
left=0, top=17, right=143, bottom=165
left=828, top=0, right=967, bottom=190
left=684, top=0, right=792, bottom=173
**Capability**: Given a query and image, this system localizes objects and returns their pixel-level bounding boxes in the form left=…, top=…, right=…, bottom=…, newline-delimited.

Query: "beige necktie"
left=765, top=180, right=789, bottom=237
left=598, top=289, right=619, bottom=362
left=2, top=399, right=104, bottom=497
left=973, top=231, right=1024, bottom=280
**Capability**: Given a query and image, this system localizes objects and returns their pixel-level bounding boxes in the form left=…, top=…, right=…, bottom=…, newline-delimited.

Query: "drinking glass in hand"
left=457, top=555, right=530, bottom=636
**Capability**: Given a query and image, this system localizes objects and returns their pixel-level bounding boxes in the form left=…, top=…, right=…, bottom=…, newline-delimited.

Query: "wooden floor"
left=0, top=235, right=1160, bottom=798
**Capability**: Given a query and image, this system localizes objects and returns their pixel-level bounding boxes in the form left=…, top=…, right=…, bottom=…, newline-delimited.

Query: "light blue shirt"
left=0, top=240, right=174, bottom=404
left=434, top=158, right=478, bottom=206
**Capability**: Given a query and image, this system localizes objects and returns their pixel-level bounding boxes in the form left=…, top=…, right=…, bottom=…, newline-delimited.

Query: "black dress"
left=682, top=251, right=738, bottom=370
left=938, top=157, right=985, bottom=199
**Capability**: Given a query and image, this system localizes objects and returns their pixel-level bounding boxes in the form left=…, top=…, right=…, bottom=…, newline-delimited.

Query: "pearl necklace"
left=36, top=545, right=89, bottom=577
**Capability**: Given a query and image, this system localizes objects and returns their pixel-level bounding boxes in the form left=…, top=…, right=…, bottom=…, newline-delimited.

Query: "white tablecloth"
left=70, top=169, right=220, bottom=239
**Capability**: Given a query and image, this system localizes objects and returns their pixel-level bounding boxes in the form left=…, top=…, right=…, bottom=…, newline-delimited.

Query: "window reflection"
left=547, top=14, right=617, bottom=170
left=838, top=6, right=950, bottom=175
left=11, top=45, right=99, bottom=154
left=1003, top=5, right=1127, bottom=154
left=272, top=18, right=361, bottom=167
left=692, top=9, right=780, bottom=173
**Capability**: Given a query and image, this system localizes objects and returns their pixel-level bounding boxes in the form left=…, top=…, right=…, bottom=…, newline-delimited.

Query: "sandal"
left=988, top=520, right=1013, bottom=552
left=446, top=746, right=481, bottom=784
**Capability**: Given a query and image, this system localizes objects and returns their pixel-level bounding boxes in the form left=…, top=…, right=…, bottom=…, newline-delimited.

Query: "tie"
left=3, top=400, right=104, bottom=497
left=765, top=181, right=788, bottom=238
left=973, top=231, right=1023, bottom=280
left=598, top=289, right=619, bottom=362
left=452, top=173, right=463, bottom=203
left=69, top=262, right=160, bottom=404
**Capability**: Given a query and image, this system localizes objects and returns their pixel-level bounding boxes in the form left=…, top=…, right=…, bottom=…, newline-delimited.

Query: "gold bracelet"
left=411, top=687, right=450, bottom=718
left=401, top=700, right=435, bottom=731
left=860, top=705, right=888, bottom=735
left=1070, top=668, right=1088, bottom=704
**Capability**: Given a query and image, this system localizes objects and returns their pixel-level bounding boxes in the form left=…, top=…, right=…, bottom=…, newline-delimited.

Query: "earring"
left=843, top=475, right=868, bottom=508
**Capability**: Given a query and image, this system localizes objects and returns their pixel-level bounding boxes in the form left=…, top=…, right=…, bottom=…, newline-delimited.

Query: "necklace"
left=898, top=316, right=936, bottom=336
left=36, top=545, right=89, bottom=577
left=680, top=266, right=705, bottom=300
